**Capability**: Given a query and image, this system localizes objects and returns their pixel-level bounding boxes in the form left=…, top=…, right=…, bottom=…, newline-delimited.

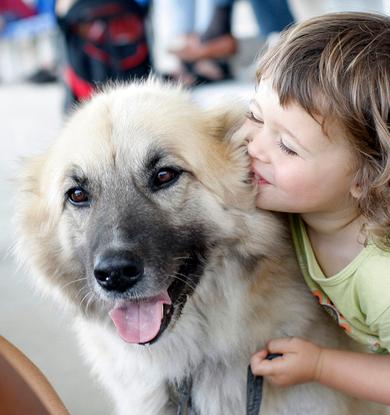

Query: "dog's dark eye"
left=66, top=187, right=90, bottom=207
left=152, top=168, right=181, bottom=190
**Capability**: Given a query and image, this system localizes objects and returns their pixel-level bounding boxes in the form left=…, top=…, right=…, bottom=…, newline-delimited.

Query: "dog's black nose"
left=94, top=252, right=144, bottom=292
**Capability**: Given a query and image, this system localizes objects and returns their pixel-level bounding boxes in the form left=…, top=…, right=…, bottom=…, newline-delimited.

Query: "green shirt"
left=290, top=214, right=390, bottom=353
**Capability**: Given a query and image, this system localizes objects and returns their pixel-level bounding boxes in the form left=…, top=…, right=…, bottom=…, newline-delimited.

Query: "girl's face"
left=243, top=79, right=359, bottom=215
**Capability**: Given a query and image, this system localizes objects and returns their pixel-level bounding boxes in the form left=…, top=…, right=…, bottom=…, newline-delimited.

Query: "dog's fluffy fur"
left=15, top=81, right=388, bottom=414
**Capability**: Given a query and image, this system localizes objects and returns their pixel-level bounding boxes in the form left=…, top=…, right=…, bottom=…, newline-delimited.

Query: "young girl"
left=244, top=12, right=390, bottom=405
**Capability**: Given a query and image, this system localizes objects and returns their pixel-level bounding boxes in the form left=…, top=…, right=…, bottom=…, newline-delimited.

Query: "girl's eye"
left=66, top=187, right=90, bottom=206
left=278, top=140, right=297, bottom=156
left=152, top=167, right=181, bottom=190
left=246, top=111, right=263, bottom=124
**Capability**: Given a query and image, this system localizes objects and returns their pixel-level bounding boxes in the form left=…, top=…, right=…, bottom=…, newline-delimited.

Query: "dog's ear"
left=14, top=152, right=78, bottom=308
left=15, top=155, right=45, bottom=253
left=194, top=103, right=255, bottom=211
left=206, top=102, right=247, bottom=146
left=14, top=152, right=61, bottom=260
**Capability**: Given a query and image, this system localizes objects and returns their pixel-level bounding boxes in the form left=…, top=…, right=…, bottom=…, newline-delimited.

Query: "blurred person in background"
left=164, top=0, right=237, bottom=85
left=26, top=0, right=58, bottom=83
left=56, top=0, right=152, bottom=111
left=248, top=0, right=294, bottom=40
left=0, top=0, right=36, bottom=30
left=0, top=0, right=58, bottom=83
left=163, top=0, right=294, bottom=86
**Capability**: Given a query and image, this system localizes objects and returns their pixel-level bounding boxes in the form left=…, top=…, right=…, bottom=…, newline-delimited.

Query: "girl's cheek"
left=277, top=171, right=300, bottom=192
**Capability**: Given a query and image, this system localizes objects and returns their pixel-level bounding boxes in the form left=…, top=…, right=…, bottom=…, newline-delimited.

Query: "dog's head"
left=15, top=80, right=280, bottom=345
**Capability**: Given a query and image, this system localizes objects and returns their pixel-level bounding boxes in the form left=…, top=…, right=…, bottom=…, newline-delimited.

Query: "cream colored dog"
left=15, top=80, right=388, bottom=414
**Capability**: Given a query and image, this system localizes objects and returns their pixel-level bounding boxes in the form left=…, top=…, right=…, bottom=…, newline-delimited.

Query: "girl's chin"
left=255, top=198, right=273, bottom=210
left=255, top=197, right=285, bottom=212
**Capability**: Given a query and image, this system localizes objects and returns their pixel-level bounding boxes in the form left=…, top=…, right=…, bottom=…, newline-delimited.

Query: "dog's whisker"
left=172, top=255, right=191, bottom=262
left=170, top=272, right=197, bottom=292
left=163, top=273, right=190, bottom=289
left=74, top=285, right=89, bottom=301
left=61, top=277, right=88, bottom=290
left=84, top=292, right=96, bottom=319
left=83, top=295, right=93, bottom=320
left=79, top=290, right=93, bottom=310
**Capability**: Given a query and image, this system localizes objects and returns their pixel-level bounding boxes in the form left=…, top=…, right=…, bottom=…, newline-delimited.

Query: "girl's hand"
left=250, top=337, right=323, bottom=387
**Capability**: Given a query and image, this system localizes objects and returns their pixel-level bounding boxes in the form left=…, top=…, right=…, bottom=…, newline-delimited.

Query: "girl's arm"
left=250, top=337, right=390, bottom=405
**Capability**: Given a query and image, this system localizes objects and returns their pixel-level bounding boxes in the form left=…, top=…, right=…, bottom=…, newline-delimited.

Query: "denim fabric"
left=248, top=0, right=294, bottom=36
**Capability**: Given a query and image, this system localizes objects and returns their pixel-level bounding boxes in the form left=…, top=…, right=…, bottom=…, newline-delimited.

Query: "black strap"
left=176, top=377, right=199, bottom=415
left=246, top=365, right=264, bottom=415
left=246, top=353, right=283, bottom=415
left=176, top=353, right=283, bottom=415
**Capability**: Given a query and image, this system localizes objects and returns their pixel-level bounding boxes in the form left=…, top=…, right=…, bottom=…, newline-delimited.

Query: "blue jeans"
left=167, top=0, right=294, bottom=38
left=168, top=0, right=232, bottom=36
left=248, top=0, right=294, bottom=36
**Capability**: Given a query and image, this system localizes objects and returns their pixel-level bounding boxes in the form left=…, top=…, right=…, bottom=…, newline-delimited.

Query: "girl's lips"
left=253, top=171, right=270, bottom=185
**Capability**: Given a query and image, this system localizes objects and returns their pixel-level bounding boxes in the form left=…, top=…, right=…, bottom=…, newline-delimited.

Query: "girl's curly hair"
left=256, top=12, right=390, bottom=248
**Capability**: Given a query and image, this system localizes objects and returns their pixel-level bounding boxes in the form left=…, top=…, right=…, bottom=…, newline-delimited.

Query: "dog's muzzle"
left=93, top=249, right=204, bottom=346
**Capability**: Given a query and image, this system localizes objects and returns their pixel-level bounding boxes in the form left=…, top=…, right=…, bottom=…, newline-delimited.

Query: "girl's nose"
left=247, top=133, right=269, bottom=163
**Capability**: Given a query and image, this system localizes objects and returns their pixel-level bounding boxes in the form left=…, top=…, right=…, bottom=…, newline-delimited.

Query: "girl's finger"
left=250, top=358, right=276, bottom=376
left=250, top=349, right=268, bottom=366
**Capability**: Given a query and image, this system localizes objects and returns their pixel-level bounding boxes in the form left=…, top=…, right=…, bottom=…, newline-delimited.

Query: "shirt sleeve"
left=356, top=258, right=390, bottom=325
left=370, top=306, right=390, bottom=352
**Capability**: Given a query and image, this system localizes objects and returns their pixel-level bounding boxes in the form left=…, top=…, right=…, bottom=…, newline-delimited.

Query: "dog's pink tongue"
left=109, top=292, right=171, bottom=344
